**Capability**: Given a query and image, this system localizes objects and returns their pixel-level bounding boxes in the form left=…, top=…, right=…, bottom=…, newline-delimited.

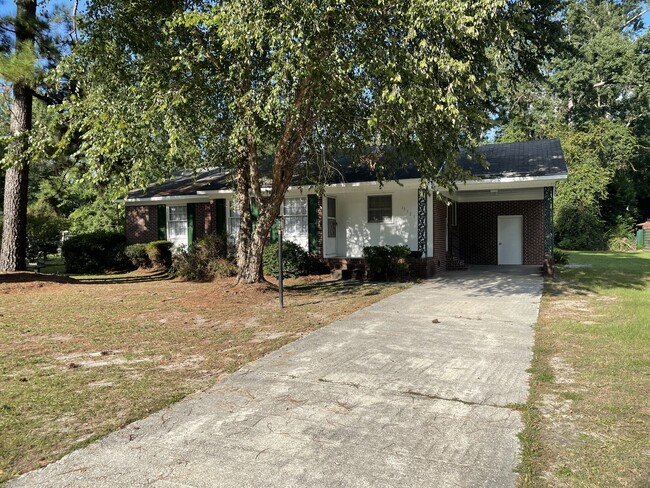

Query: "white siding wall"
left=326, top=186, right=418, bottom=258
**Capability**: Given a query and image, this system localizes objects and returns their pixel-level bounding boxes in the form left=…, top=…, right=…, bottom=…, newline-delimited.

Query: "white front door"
left=498, top=215, right=523, bottom=265
left=325, top=197, right=337, bottom=257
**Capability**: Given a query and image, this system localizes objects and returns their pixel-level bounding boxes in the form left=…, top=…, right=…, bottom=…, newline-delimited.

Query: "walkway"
left=10, top=267, right=543, bottom=487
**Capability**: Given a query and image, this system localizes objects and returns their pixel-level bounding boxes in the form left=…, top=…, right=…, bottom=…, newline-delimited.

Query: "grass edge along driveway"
left=518, top=251, right=650, bottom=486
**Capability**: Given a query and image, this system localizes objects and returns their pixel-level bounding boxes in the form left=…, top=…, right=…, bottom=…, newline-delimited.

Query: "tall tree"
left=59, top=0, right=562, bottom=282
left=0, top=0, right=37, bottom=271
left=497, top=0, right=650, bottom=248
left=0, top=0, right=73, bottom=271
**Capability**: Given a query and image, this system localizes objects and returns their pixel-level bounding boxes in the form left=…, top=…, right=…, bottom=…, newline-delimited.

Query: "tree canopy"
left=498, top=0, right=650, bottom=250
left=54, top=0, right=562, bottom=281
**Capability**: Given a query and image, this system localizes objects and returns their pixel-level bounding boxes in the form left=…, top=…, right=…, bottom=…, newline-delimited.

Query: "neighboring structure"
left=124, top=139, right=568, bottom=277
left=636, top=220, right=650, bottom=251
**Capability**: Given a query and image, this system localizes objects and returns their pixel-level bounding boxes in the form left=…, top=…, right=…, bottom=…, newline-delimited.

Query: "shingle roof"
left=458, top=139, right=568, bottom=179
left=127, top=139, right=567, bottom=199
left=127, top=167, right=231, bottom=198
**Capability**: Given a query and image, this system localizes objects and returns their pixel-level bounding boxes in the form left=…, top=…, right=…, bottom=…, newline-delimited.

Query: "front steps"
left=446, top=254, right=468, bottom=271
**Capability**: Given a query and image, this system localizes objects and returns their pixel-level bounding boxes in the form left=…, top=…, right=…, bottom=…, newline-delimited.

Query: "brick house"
left=124, top=139, right=568, bottom=277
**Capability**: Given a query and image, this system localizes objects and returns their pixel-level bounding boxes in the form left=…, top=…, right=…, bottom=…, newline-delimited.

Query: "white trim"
left=441, top=174, right=567, bottom=194
left=125, top=194, right=210, bottom=206
left=127, top=174, right=567, bottom=203
left=450, top=187, right=545, bottom=203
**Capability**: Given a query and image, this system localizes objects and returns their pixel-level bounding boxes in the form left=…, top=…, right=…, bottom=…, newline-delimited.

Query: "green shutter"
left=157, top=205, right=166, bottom=241
left=270, top=221, right=279, bottom=244
left=307, top=194, right=319, bottom=254
left=215, top=199, right=227, bottom=237
left=187, top=203, right=195, bottom=245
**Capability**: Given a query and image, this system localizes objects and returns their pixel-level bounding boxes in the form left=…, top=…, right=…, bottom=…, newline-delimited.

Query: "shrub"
left=363, top=245, right=411, bottom=281
left=196, top=233, right=228, bottom=261
left=172, top=234, right=234, bottom=281
left=125, top=243, right=151, bottom=268
left=263, top=241, right=310, bottom=278
left=606, top=216, right=637, bottom=252
left=145, top=241, right=173, bottom=269
left=61, top=231, right=131, bottom=273
left=552, top=249, right=569, bottom=265
left=556, top=204, right=605, bottom=250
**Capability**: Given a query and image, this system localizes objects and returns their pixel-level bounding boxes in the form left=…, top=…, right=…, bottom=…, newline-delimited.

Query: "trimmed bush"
left=125, top=243, right=151, bottom=268
left=172, top=234, right=234, bottom=281
left=61, top=231, right=131, bottom=274
left=145, top=241, right=173, bottom=269
left=263, top=241, right=310, bottom=278
left=363, top=245, right=411, bottom=281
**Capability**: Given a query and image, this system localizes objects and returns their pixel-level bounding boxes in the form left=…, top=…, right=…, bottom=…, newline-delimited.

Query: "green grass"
left=33, top=255, right=66, bottom=275
left=518, top=251, right=650, bottom=486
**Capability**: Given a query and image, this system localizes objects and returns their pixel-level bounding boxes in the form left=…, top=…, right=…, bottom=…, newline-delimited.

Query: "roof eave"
left=445, top=173, right=568, bottom=192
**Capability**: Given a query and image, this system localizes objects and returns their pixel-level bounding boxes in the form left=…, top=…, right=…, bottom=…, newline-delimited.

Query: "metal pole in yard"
left=278, top=216, right=284, bottom=309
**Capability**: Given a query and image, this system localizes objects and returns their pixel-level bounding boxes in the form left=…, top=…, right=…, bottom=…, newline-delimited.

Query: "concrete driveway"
left=10, top=267, right=543, bottom=488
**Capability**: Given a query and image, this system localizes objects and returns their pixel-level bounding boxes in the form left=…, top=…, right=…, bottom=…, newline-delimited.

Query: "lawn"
left=0, top=270, right=407, bottom=484
left=519, top=251, right=650, bottom=486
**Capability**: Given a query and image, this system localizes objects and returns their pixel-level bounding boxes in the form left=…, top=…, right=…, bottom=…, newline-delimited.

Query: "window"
left=367, top=195, right=392, bottom=223
left=229, top=200, right=241, bottom=240
left=327, top=197, right=337, bottom=238
left=167, top=205, right=188, bottom=246
left=227, top=197, right=309, bottom=251
left=282, top=197, right=308, bottom=249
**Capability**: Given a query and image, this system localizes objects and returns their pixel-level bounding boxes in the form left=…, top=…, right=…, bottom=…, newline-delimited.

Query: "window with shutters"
left=227, top=197, right=309, bottom=251
left=229, top=200, right=241, bottom=241
left=367, top=195, right=392, bottom=223
left=282, top=197, right=308, bottom=250
left=167, top=205, right=188, bottom=246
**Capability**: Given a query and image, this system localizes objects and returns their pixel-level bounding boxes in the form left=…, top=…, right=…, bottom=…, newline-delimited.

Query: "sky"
left=0, top=1, right=648, bottom=32
left=0, top=0, right=648, bottom=25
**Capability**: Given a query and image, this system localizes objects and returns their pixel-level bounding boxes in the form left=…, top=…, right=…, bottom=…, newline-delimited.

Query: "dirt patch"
left=0, top=272, right=78, bottom=285
left=0, top=272, right=79, bottom=294
left=57, top=351, right=158, bottom=369
left=549, top=356, right=576, bottom=385
left=546, top=298, right=592, bottom=314
left=158, top=355, right=206, bottom=372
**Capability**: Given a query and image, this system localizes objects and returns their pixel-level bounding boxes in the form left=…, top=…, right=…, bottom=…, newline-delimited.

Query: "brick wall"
left=457, top=200, right=544, bottom=265
left=126, top=205, right=158, bottom=244
left=432, top=199, right=447, bottom=273
left=194, top=202, right=215, bottom=240
left=408, top=257, right=439, bottom=279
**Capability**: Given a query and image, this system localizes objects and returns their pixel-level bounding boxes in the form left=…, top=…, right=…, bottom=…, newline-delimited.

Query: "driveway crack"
left=315, top=377, right=514, bottom=410
left=402, top=389, right=508, bottom=409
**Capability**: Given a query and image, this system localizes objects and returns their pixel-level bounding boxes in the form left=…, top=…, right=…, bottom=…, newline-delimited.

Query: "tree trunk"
left=0, top=0, right=36, bottom=272
left=234, top=152, right=258, bottom=283
left=237, top=206, right=281, bottom=284
left=234, top=76, right=316, bottom=284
